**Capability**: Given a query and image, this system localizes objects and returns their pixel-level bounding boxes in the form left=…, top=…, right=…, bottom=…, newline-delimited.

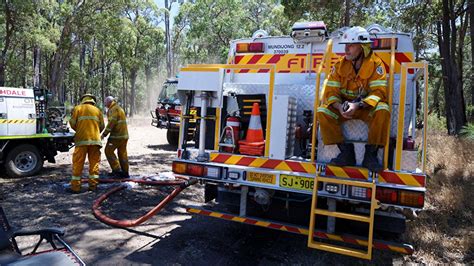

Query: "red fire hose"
left=89, top=176, right=197, bottom=227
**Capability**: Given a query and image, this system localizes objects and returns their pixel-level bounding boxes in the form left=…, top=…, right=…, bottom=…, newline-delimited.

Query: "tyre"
left=166, top=130, right=179, bottom=146
left=5, top=144, right=43, bottom=178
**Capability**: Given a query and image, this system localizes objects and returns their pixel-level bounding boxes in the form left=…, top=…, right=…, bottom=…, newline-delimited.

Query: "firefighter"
left=101, top=96, right=129, bottom=178
left=69, top=94, right=105, bottom=192
left=317, top=26, right=390, bottom=172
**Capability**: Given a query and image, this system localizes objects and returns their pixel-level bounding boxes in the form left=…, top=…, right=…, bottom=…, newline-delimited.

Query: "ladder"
left=307, top=170, right=380, bottom=260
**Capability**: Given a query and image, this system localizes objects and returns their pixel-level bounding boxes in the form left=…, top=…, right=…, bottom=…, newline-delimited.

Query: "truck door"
left=0, top=96, right=6, bottom=135
left=7, top=96, right=36, bottom=136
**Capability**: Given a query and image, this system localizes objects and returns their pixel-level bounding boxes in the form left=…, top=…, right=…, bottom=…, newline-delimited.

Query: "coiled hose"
left=89, top=177, right=197, bottom=227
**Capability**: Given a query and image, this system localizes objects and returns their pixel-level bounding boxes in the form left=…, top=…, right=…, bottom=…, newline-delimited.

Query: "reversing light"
left=350, top=186, right=370, bottom=199
left=227, top=171, right=240, bottom=180
left=325, top=183, right=339, bottom=193
left=205, top=166, right=220, bottom=179
left=172, top=162, right=187, bottom=174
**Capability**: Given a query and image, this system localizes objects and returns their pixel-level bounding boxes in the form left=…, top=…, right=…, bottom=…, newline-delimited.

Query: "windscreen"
left=158, top=82, right=179, bottom=104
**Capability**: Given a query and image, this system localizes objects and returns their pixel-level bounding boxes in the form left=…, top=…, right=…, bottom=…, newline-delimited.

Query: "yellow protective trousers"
left=71, top=145, right=101, bottom=191
left=317, top=102, right=390, bottom=146
left=105, top=139, right=129, bottom=174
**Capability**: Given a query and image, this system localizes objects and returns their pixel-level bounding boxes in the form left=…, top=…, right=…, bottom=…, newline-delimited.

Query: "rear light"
left=204, top=166, right=220, bottom=179
left=376, top=187, right=398, bottom=205
left=371, top=38, right=398, bottom=50
left=399, top=191, right=424, bottom=208
left=172, top=162, right=187, bottom=174
left=187, top=164, right=205, bottom=177
left=325, top=183, right=339, bottom=193
left=227, top=171, right=240, bottom=180
left=350, top=186, right=370, bottom=199
left=236, top=42, right=264, bottom=53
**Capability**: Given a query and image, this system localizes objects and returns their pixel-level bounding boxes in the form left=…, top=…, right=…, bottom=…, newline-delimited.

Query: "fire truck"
left=0, top=87, right=74, bottom=178
left=151, top=79, right=196, bottom=146
left=172, top=23, right=429, bottom=259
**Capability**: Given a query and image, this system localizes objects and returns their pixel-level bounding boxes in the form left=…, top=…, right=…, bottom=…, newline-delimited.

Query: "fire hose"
left=87, top=177, right=197, bottom=227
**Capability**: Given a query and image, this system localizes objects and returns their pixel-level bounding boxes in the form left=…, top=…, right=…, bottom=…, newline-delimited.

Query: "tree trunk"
left=100, top=43, right=105, bottom=104
left=0, top=1, right=14, bottom=86
left=470, top=0, right=474, bottom=106
left=145, top=64, right=152, bottom=112
left=342, top=0, right=350, bottom=27
left=121, top=65, right=128, bottom=115
left=79, top=43, right=86, bottom=95
left=33, top=46, right=41, bottom=88
left=433, top=78, right=442, bottom=118
left=165, top=0, right=172, bottom=77
left=129, top=68, right=138, bottom=116
left=436, top=0, right=467, bottom=135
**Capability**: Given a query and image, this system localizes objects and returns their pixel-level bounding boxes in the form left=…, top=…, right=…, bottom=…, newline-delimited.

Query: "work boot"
left=329, top=143, right=356, bottom=166
left=362, top=145, right=383, bottom=172
left=106, top=170, right=122, bottom=179
left=69, top=180, right=81, bottom=193
left=88, top=178, right=99, bottom=191
left=121, top=171, right=130, bottom=179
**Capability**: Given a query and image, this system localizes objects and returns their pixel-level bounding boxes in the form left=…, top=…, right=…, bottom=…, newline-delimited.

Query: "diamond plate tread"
left=317, top=141, right=384, bottom=165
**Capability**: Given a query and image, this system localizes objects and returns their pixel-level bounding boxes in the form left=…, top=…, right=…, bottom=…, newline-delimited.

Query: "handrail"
left=394, top=62, right=428, bottom=171
left=179, top=64, right=276, bottom=157
left=383, top=38, right=396, bottom=169
left=422, top=62, right=429, bottom=173
left=311, top=39, right=333, bottom=162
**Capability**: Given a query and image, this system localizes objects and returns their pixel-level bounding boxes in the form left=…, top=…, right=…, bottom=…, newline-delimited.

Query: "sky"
left=154, top=0, right=180, bottom=28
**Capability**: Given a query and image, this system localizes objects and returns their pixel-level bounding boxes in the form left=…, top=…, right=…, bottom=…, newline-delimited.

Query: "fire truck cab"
left=173, top=22, right=429, bottom=260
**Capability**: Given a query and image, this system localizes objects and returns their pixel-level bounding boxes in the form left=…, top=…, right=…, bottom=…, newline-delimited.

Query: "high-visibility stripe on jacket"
left=324, top=52, right=387, bottom=107
left=103, top=101, right=128, bottom=140
left=70, top=103, right=105, bottom=146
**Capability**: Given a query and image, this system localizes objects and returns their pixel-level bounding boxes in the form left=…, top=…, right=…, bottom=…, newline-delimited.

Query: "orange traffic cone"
left=239, top=103, right=265, bottom=156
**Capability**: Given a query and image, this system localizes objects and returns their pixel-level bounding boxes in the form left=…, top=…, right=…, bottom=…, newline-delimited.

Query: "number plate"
left=280, top=175, right=314, bottom=191
left=247, top=172, right=276, bottom=185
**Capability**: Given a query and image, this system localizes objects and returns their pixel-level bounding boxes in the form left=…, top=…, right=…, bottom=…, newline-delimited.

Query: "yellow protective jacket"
left=103, top=101, right=128, bottom=139
left=324, top=52, right=388, bottom=108
left=69, top=103, right=105, bottom=146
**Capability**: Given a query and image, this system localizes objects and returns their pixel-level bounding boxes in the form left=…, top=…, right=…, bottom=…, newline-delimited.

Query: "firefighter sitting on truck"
left=69, top=94, right=105, bottom=193
left=317, top=26, right=390, bottom=172
left=101, top=96, right=129, bottom=178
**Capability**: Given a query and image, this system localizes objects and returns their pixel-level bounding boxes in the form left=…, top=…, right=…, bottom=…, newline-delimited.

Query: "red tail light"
left=376, top=187, right=398, bottom=205
left=371, top=38, right=398, bottom=50
left=399, top=191, right=424, bottom=208
left=187, top=164, right=204, bottom=177
left=236, top=42, right=264, bottom=53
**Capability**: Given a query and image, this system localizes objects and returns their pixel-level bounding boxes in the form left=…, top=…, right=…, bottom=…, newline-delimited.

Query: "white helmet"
left=339, top=26, right=372, bottom=44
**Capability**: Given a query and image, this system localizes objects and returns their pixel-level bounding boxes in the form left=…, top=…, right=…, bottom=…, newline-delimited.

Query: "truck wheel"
left=166, top=130, right=179, bottom=146
left=5, top=144, right=43, bottom=178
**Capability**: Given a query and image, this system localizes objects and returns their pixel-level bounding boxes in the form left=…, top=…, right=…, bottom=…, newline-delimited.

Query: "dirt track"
left=0, top=118, right=446, bottom=265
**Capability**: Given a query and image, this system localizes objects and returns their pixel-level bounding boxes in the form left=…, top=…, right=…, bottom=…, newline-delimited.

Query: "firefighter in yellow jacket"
left=101, top=96, right=129, bottom=178
left=69, top=94, right=105, bottom=192
left=317, top=26, right=390, bottom=172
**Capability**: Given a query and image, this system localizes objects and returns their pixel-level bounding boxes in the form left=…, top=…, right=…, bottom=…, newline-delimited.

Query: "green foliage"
left=427, top=113, right=447, bottom=132
left=460, top=123, right=474, bottom=140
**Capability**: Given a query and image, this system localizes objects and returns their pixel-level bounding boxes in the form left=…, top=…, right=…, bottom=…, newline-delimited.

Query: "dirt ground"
left=0, top=117, right=469, bottom=265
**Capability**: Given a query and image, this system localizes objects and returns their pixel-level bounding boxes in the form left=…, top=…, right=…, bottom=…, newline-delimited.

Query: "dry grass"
left=407, top=132, right=473, bottom=263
